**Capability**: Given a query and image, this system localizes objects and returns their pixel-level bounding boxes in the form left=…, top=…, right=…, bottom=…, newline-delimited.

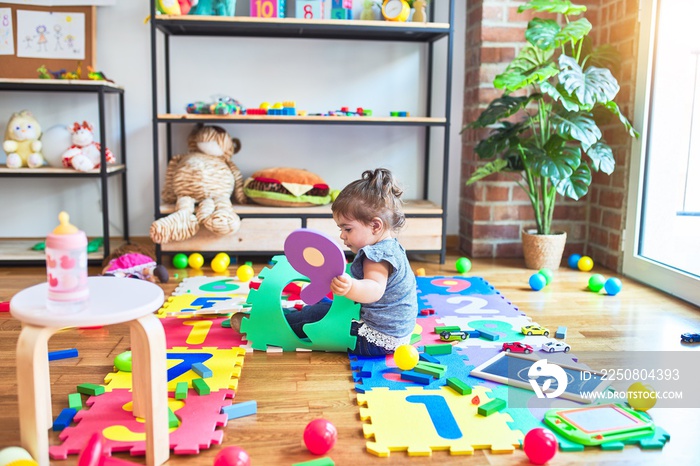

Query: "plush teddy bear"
left=61, top=121, right=115, bottom=172
left=3, top=110, right=45, bottom=168
left=150, top=125, right=247, bottom=244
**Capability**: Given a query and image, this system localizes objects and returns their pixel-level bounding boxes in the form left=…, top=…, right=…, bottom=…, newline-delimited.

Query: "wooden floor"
left=1, top=248, right=699, bottom=465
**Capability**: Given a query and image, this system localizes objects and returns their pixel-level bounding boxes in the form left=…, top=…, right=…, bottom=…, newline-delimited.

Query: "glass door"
left=624, top=0, right=700, bottom=306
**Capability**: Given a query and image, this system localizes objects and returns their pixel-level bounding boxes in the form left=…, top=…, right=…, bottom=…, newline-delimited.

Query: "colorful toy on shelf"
left=243, top=167, right=332, bottom=207
left=680, top=332, right=700, bottom=343
left=577, top=255, right=594, bottom=272
left=3, top=110, right=44, bottom=168
left=86, top=66, right=114, bottom=82
left=521, top=324, right=549, bottom=336
left=604, top=277, right=622, bottom=296
left=501, top=341, right=533, bottom=353
left=61, top=121, right=115, bottom=172
left=303, top=418, right=338, bottom=455
left=157, top=0, right=182, bottom=15
left=455, top=256, right=471, bottom=274
left=523, top=427, right=557, bottom=465
left=41, top=124, right=73, bottom=168
left=186, top=96, right=245, bottom=115
left=213, top=446, right=251, bottom=466
left=250, top=0, right=285, bottom=18
left=588, top=273, right=606, bottom=292
left=150, top=125, right=247, bottom=244
left=297, top=0, right=324, bottom=19
left=190, top=0, right=237, bottom=16
left=393, top=344, right=419, bottom=370
left=412, top=0, right=427, bottom=22
left=528, top=272, right=547, bottom=291
left=381, top=0, right=409, bottom=21
left=360, top=0, right=379, bottom=20
left=331, top=0, right=352, bottom=19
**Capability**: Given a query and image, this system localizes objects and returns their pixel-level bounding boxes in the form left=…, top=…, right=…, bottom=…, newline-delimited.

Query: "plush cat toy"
left=61, top=121, right=115, bottom=172
left=189, top=0, right=235, bottom=16
left=3, top=110, right=45, bottom=168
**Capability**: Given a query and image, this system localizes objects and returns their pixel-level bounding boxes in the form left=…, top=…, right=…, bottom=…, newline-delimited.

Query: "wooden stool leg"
left=130, top=314, right=169, bottom=466
left=15, top=324, right=57, bottom=466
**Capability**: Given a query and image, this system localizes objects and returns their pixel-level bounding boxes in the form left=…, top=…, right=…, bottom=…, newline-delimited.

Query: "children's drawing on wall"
left=16, top=10, right=84, bottom=59
left=0, top=8, right=14, bottom=55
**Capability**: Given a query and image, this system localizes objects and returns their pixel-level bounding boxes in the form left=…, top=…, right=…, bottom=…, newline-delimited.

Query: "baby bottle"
left=46, top=211, right=89, bottom=313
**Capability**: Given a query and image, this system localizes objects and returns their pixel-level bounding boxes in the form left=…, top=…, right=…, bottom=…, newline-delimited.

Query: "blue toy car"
left=681, top=332, right=700, bottom=343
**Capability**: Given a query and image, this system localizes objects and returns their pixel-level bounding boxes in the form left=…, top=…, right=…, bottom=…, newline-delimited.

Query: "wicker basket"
left=521, top=229, right=567, bottom=270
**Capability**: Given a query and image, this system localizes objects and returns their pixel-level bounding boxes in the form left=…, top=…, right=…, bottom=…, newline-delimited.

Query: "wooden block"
left=446, top=377, right=472, bottom=395
left=419, top=352, right=440, bottom=364
left=478, top=398, right=507, bottom=416
left=400, top=370, right=433, bottom=385
left=191, top=362, right=213, bottom=378
left=466, top=330, right=481, bottom=338
left=292, top=457, right=335, bottom=466
left=67, top=392, right=82, bottom=410
left=556, top=326, right=567, bottom=339
left=77, top=383, right=105, bottom=396
left=168, top=407, right=180, bottom=428
left=49, top=348, right=79, bottom=361
left=413, top=363, right=446, bottom=378
left=434, top=325, right=461, bottom=333
left=52, top=407, right=77, bottom=431
left=192, top=378, right=210, bottom=395
left=175, top=381, right=188, bottom=400
left=423, top=344, right=453, bottom=355
left=221, top=400, right=258, bottom=420
left=478, top=329, right=499, bottom=341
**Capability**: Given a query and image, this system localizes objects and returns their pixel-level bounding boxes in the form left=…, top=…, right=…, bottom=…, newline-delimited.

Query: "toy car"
left=681, top=332, right=700, bottom=343
left=502, top=342, right=533, bottom=354
left=440, top=330, right=468, bottom=341
left=521, top=324, right=550, bottom=336
left=541, top=341, right=571, bottom=353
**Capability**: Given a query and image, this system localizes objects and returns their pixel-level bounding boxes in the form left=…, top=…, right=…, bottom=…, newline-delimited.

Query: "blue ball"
left=568, top=254, right=582, bottom=269
left=529, top=273, right=547, bottom=291
left=604, top=277, right=623, bottom=296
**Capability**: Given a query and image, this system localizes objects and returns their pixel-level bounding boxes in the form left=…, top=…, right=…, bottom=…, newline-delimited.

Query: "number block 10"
left=251, top=0, right=286, bottom=18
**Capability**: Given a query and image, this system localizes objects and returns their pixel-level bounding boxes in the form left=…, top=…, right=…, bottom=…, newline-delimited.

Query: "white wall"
left=0, top=0, right=465, bottom=239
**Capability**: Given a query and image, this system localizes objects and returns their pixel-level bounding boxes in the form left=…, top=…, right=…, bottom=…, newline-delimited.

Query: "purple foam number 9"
left=284, top=229, right=346, bottom=305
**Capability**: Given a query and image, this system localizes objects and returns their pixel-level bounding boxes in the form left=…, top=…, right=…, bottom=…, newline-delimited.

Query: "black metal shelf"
left=0, top=79, right=123, bottom=94
left=156, top=114, right=447, bottom=126
left=154, top=16, right=450, bottom=42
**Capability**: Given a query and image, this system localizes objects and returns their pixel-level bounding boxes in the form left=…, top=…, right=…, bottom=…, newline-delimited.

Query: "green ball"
left=114, top=351, right=132, bottom=372
left=538, top=268, right=554, bottom=285
left=588, top=273, right=606, bottom=292
left=455, top=257, right=472, bottom=274
left=172, top=253, right=188, bottom=269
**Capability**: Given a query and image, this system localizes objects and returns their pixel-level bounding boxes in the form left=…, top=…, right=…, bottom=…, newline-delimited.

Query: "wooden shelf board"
left=0, top=238, right=107, bottom=262
left=158, top=114, right=446, bottom=125
left=0, top=78, right=123, bottom=91
left=0, top=164, right=125, bottom=176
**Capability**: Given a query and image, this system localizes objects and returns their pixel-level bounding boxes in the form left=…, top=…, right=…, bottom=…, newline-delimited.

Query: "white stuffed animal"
left=3, top=110, right=45, bottom=168
left=61, top=121, right=115, bottom=172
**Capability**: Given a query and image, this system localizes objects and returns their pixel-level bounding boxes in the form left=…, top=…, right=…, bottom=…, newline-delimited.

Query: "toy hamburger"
left=243, top=167, right=332, bottom=207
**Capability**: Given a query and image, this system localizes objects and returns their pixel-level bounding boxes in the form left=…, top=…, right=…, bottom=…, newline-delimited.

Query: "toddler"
left=285, top=168, right=418, bottom=356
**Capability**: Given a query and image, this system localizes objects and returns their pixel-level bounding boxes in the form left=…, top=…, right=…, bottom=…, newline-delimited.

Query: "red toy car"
left=502, top=341, right=534, bottom=354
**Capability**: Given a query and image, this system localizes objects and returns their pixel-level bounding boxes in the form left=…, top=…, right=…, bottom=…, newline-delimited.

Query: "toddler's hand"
left=331, top=273, right=353, bottom=296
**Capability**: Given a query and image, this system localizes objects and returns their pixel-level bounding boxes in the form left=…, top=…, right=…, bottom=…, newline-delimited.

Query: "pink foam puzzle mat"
left=353, top=275, right=671, bottom=456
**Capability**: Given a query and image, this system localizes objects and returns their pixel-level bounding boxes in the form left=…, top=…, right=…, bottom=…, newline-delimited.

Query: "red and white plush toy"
left=61, top=121, right=115, bottom=171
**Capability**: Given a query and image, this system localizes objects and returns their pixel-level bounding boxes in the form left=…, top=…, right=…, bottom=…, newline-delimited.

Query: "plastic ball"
left=0, top=446, right=38, bottom=466
left=213, top=446, right=251, bottom=466
left=237, top=264, right=255, bottom=282
left=114, top=351, right=132, bottom=372
left=303, top=418, right=338, bottom=455
left=538, top=268, right=553, bottom=285
left=604, top=277, right=623, bottom=296
left=568, top=253, right=582, bottom=269
left=627, top=382, right=657, bottom=412
left=214, top=252, right=231, bottom=267
left=529, top=273, right=547, bottom=291
left=393, top=344, right=419, bottom=371
left=415, top=267, right=426, bottom=277
left=588, top=274, right=606, bottom=292
left=455, top=257, right=472, bottom=274
left=172, top=253, right=188, bottom=269
left=188, top=253, right=204, bottom=270
left=523, top=427, right=557, bottom=465
left=577, top=256, right=594, bottom=272
left=211, top=257, right=229, bottom=273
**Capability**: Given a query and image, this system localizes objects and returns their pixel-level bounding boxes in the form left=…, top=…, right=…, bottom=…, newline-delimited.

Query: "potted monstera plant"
left=464, top=0, right=638, bottom=269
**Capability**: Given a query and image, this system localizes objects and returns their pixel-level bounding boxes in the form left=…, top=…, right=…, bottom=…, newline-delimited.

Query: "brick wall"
left=460, top=0, right=639, bottom=272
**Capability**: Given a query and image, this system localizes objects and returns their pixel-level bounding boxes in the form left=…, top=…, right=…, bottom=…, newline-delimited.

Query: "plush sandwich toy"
left=243, top=167, right=332, bottom=207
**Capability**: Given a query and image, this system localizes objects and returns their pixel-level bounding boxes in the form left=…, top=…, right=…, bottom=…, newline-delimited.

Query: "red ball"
left=213, top=446, right=251, bottom=466
left=303, top=418, right=338, bottom=455
left=523, top=427, right=557, bottom=465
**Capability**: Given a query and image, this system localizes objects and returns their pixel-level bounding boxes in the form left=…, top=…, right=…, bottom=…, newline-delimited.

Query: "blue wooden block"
left=478, top=329, right=500, bottom=341
left=49, top=348, right=78, bottom=361
left=221, top=400, right=257, bottom=420
left=465, top=330, right=481, bottom=338
left=556, top=326, right=567, bottom=339
left=52, top=407, right=77, bottom=431
left=191, top=362, right=212, bottom=378
left=400, top=370, right=433, bottom=385
left=419, top=352, right=440, bottom=364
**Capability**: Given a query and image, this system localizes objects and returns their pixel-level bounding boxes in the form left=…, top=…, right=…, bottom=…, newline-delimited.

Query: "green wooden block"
left=221, top=319, right=231, bottom=328
left=413, top=363, right=444, bottom=378
left=175, top=381, right=188, bottom=400
left=409, top=333, right=421, bottom=345
left=168, top=407, right=180, bottom=428
left=292, top=457, right=335, bottom=466
left=192, top=378, right=210, bottom=395
left=434, top=325, right=460, bottom=333
left=67, top=393, right=82, bottom=410
left=77, top=383, right=105, bottom=396
left=446, top=377, right=472, bottom=395
left=423, top=344, right=453, bottom=355
left=478, top=397, right=506, bottom=416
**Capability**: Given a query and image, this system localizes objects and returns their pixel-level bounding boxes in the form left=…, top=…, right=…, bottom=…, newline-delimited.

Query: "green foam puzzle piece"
left=241, top=255, right=359, bottom=352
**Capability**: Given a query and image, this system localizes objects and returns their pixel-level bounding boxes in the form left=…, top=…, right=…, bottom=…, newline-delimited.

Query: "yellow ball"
left=415, top=267, right=426, bottom=277
left=188, top=253, right=204, bottom=270
left=211, top=257, right=229, bottom=273
left=393, top=344, right=419, bottom=371
left=237, top=264, right=255, bottom=282
left=627, top=382, right=657, bottom=411
left=214, top=252, right=230, bottom=267
left=577, top=255, right=594, bottom=272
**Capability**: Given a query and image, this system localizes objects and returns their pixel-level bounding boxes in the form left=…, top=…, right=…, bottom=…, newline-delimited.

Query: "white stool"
left=10, top=276, right=169, bottom=466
